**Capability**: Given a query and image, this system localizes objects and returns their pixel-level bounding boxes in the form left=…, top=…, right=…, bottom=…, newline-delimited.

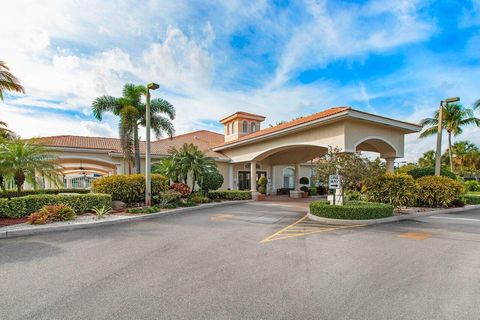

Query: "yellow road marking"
left=399, top=232, right=432, bottom=240
left=260, top=215, right=364, bottom=243
left=210, top=213, right=234, bottom=221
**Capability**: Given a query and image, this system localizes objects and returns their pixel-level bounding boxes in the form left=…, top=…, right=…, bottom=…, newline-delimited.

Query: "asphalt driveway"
left=1, top=202, right=480, bottom=320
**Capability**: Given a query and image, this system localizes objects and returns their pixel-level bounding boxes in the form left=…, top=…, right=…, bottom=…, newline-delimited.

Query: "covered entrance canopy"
left=213, top=107, right=421, bottom=195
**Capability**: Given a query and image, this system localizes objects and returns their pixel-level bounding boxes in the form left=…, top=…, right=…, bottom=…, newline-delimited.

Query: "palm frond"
left=419, top=126, right=438, bottom=138
left=0, top=61, right=25, bottom=100
left=149, top=98, right=176, bottom=120
left=92, top=96, right=121, bottom=120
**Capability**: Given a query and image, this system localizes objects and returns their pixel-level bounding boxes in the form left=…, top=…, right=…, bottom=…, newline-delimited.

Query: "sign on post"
left=328, top=174, right=341, bottom=189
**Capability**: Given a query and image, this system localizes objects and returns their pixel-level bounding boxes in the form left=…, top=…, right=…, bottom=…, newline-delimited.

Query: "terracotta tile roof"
left=34, top=130, right=228, bottom=159
left=215, top=107, right=350, bottom=149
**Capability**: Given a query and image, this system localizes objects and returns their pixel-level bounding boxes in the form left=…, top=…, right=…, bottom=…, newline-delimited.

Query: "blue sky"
left=1, top=0, right=479, bottom=161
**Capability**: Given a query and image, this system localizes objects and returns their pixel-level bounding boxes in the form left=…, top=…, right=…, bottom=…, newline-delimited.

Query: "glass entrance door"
left=238, top=171, right=267, bottom=190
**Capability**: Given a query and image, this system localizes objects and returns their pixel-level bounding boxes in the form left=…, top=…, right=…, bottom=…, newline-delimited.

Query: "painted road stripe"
left=260, top=215, right=364, bottom=243
left=426, top=216, right=480, bottom=222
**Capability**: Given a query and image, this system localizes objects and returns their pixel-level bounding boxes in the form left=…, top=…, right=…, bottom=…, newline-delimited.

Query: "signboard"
left=328, top=174, right=341, bottom=189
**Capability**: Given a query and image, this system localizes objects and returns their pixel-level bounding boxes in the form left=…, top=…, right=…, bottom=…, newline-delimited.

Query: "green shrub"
left=464, top=180, right=480, bottom=192
left=0, top=194, right=111, bottom=218
left=189, top=194, right=210, bottom=204
left=309, top=201, right=393, bottom=220
left=345, top=190, right=362, bottom=201
left=362, top=173, right=417, bottom=207
left=201, top=169, right=224, bottom=193
left=0, top=188, right=90, bottom=199
left=300, top=186, right=309, bottom=192
left=28, top=204, right=76, bottom=225
left=407, top=167, right=456, bottom=180
left=416, top=176, right=464, bottom=208
left=299, top=177, right=309, bottom=184
left=207, top=190, right=252, bottom=200
left=153, top=190, right=181, bottom=206
left=127, top=206, right=161, bottom=214
left=308, top=187, right=317, bottom=196
left=463, top=195, right=480, bottom=205
left=177, top=201, right=197, bottom=207
left=92, top=174, right=168, bottom=204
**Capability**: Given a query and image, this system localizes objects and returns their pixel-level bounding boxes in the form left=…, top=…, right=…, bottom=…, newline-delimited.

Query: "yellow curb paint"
left=260, top=215, right=365, bottom=243
left=399, top=232, right=432, bottom=240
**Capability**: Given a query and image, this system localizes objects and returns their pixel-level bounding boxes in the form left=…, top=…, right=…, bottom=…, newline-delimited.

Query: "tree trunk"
left=448, top=131, right=453, bottom=172
left=0, top=174, right=5, bottom=191
left=133, top=125, right=141, bottom=174
left=14, top=170, right=25, bottom=193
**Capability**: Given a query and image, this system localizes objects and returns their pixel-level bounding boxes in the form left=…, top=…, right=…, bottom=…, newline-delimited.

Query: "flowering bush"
left=170, top=183, right=191, bottom=197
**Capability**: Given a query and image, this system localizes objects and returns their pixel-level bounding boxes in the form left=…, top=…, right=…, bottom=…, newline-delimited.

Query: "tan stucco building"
left=35, top=107, right=421, bottom=195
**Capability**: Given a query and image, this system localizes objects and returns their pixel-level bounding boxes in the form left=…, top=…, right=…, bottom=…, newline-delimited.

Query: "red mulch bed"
left=0, top=217, right=29, bottom=227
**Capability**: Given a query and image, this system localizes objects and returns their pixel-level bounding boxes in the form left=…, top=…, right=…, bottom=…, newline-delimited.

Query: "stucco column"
left=294, top=163, right=301, bottom=191
left=250, top=161, right=257, bottom=192
left=385, top=158, right=395, bottom=173
left=228, top=163, right=234, bottom=190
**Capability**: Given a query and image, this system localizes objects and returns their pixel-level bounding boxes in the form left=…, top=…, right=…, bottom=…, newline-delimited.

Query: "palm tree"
left=92, top=84, right=175, bottom=174
left=448, top=141, right=480, bottom=174
left=0, top=139, right=62, bottom=192
left=0, top=61, right=25, bottom=100
left=420, top=103, right=480, bottom=171
left=418, top=150, right=436, bottom=168
left=156, top=143, right=216, bottom=193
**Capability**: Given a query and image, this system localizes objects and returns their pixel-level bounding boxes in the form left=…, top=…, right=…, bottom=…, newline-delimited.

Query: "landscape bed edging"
left=0, top=200, right=253, bottom=239
left=307, top=204, right=480, bottom=225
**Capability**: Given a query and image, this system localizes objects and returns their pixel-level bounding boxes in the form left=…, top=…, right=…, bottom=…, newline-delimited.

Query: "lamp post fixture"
left=435, top=96, right=460, bottom=176
left=145, top=82, right=159, bottom=206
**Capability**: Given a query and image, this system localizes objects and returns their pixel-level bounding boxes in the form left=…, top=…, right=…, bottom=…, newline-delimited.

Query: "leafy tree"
left=92, top=83, right=175, bottom=173
left=0, top=139, right=62, bottom=192
left=0, top=61, right=25, bottom=101
left=314, top=147, right=385, bottom=203
left=420, top=103, right=480, bottom=171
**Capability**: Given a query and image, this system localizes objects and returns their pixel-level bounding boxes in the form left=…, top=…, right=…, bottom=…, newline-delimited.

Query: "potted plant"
left=299, top=177, right=310, bottom=197
left=300, top=186, right=309, bottom=198
left=257, top=176, right=267, bottom=201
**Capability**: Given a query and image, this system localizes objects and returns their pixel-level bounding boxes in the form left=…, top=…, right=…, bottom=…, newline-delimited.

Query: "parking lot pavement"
left=1, top=203, right=480, bottom=320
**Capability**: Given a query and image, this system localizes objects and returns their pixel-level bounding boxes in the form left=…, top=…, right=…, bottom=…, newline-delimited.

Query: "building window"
left=227, top=123, right=230, bottom=135
left=283, top=168, right=294, bottom=189
left=231, top=122, right=235, bottom=134
left=251, top=122, right=257, bottom=132
left=242, top=120, right=248, bottom=133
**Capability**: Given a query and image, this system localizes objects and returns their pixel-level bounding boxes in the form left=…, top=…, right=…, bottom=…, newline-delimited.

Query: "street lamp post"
left=145, top=82, right=159, bottom=206
left=435, top=96, right=460, bottom=176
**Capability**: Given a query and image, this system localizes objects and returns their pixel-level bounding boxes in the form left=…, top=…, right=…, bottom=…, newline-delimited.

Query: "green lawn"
left=466, top=192, right=480, bottom=196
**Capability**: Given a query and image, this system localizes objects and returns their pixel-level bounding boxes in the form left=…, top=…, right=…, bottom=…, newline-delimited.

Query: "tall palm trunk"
left=447, top=130, right=453, bottom=172
left=133, top=125, right=141, bottom=174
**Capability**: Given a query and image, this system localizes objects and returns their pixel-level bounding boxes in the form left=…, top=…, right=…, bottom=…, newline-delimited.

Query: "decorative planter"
left=257, top=194, right=266, bottom=201
left=301, top=192, right=309, bottom=198
left=289, top=190, right=303, bottom=199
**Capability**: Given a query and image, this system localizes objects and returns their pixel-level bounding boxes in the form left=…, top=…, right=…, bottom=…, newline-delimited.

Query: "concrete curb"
left=307, top=204, right=480, bottom=225
left=0, top=200, right=253, bottom=239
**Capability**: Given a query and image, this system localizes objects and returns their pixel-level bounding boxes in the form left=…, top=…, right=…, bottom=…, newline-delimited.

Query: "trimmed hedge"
left=0, top=188, right=90, bottom=199
left=92, top=174, right=168, bottom=204
left=309, top=200, right=394, bottom=220
left=407, top=167, right=456, bottom=180
left=0, top=193, right=112, bottom=218
left=464, top=195, right=480, bottom=205
left=207, top=190, right=252, bottom=200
